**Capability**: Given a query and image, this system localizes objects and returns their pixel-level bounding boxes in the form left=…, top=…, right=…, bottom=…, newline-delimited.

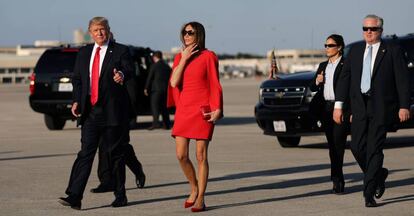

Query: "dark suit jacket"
left=72, top=41, right=134, bottom=126
left=309, top=58, right=348, bottom=117
left=310, top=58, right=346, bottom=96
left=336, top=41, right=410, bottom=126
left=145, top=60, right=171, bottom=92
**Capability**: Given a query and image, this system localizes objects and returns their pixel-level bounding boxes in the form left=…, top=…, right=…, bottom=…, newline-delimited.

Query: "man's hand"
left=113, top=68, right=124, bottom=85
left=399, top=108, right=410, bottom=122
left=71, top=102, right=81, bottom=118
left=144, top=89, right=149, bottom=96
left=333, top=108, right=343, bottom=124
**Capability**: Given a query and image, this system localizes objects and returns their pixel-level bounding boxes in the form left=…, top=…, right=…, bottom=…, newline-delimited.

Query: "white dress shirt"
left=364, top=42, right=381, bottom=75
left=89, top=42, right=109, bottom=81
left=334, top=42, right=381, bottom=109
left=323, top=56, right=341, bottom=101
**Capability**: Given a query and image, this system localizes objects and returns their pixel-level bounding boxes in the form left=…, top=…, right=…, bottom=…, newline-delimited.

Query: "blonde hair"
left=88, top=16, right=110, bottom=31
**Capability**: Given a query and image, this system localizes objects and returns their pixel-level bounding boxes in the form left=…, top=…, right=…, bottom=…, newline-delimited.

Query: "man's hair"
left=88, top=16, right=110, bottom=31
left=364, top=14, right=384, bottom=28
left=180, top=21, right=206, bottom=50
left=152, top=51, right=163, bottom=59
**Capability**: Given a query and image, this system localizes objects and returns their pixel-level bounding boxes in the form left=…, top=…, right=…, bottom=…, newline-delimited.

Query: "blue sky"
left=1, top=0, right=413, bottom=54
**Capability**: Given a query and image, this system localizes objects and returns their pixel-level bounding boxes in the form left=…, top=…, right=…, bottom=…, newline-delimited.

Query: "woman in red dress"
left=168, top=21, right=223, bottom=212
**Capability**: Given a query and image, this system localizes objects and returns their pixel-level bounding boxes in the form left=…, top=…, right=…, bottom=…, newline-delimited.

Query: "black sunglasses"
left=362, top=26, right=382, bottom=32
left=324, top=44, right=338, bottom=48
left=182, top=30, right=195, bottom=36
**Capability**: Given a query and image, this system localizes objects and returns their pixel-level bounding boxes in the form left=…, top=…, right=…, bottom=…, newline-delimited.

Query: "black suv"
left=255, top=33, right=414, bottom=147
left=29, top=45, right=154, bottom=130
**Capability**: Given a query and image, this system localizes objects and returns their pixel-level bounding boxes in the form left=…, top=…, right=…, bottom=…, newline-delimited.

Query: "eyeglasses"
left=182, top=30, right=195, bottom=36
left=324, top=44, right=338, bottom=48
left=362, top=26, right=382, bottom=32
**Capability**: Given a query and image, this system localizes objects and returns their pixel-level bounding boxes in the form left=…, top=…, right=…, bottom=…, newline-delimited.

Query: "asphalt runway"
left=1, top=79, right=413, bottom=216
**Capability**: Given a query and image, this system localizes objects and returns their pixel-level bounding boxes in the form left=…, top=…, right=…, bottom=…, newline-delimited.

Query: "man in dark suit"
left=90, top=32, right=146, bottom=194
left=310, top=34, right=349, bottom=194
left=334, top=14, right=411, bottom=207
left=58, top=17, right=133, bottom=210
left=144, top=51, right=171, bottom=130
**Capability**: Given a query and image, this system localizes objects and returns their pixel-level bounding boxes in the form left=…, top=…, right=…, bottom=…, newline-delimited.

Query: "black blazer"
left=336, top=41, right=410, bottom=125
left=310, top=58, right=345, bottom=96
left=309, top=58, right=348, bottom=115
left=72, top=41, right=134, bottom=126
left=145, top=60, right=171, bottom=92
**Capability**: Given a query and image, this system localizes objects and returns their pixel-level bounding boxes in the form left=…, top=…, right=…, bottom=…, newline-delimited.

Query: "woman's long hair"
left=180, top=21, right=206, bottom=50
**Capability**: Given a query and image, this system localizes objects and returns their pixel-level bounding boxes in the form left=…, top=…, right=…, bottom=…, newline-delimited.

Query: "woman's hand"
left=207, top=109, right=223, bottom=124
left=181, top=44, right=199, bottom=62
left=316, top=71, right=324, bottom=85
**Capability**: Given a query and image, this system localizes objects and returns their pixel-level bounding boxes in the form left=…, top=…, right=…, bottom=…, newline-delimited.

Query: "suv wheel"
left=277, top=136, right=301, bottom=148
left=44, top=114, right=66, bottom=130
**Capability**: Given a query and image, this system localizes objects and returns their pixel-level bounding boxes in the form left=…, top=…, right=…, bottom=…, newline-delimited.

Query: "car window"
left=35, top=49, right=78, bottom=73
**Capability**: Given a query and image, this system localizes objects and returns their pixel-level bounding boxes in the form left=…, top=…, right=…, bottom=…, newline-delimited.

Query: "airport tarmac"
left=0, top=79, right=413, bottom=216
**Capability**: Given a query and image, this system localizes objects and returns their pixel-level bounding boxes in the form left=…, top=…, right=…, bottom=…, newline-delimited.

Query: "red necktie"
left=91, top=47, right=101, bottom=106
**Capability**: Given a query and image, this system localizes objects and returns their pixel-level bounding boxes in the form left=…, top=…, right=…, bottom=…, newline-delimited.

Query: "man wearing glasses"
left=334, top=14, right=410, bottom=207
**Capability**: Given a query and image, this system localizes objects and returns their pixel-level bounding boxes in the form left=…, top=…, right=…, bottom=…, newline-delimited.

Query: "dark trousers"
left=321, top=101, right=349, bottom=183
left=150, top=91, right=170, bottom=127
left=65, top=106, right=127, bottom=199
left=98, top=143, right=144, bottom=186
left=350, top=95, right=386, bottom=197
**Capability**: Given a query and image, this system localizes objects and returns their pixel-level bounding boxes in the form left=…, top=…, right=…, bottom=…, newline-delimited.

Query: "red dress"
left=167, top=49, right=223, bottom=140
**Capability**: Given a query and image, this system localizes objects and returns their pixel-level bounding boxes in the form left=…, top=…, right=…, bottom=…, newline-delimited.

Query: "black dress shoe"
left=111, top=196, right=128, bottom=208
left=365, top=196, right=379, bottom=207
left=58, top=196, right=81, bottom=210
left=136, top=173, right=146, bottom=188
left=375, top=168, right=388, bottom=199
left=90, top=184, right=114, bottom=193
left=332, top=181, right=345, bottom=194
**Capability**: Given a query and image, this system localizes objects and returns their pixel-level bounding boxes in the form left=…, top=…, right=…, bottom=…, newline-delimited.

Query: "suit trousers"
left=321, top=101, right=349, bottom=183
left=97, top=143, right=144, bottom=186
left=150, top=91, right=170, bottom=126
left=65, top=105, right=128, bottom=199
left=350, top=94, right=386, bottom=197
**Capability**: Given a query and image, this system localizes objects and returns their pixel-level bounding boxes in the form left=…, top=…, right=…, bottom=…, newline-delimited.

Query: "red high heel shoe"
left=191, top=204, right=206, bottom=212
left=184, top=200, right=195, bottom=208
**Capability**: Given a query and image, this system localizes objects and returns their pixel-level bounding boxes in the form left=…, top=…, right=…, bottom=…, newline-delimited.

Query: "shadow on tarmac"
left=207, top=175, right=414, bottom=211
left=216, top=116, right=256, bottom=126
left=299, top=135, right=414, bottom=149
left=0, top=153, right=76, bottom=161
left=82, top=163, right=413, bottom=211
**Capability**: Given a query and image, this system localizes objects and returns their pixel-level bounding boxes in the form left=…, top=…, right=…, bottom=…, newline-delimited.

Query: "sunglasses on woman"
left=182, top=30, right=195, bottom=36
left=324, top=44, right=338, bottom=48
